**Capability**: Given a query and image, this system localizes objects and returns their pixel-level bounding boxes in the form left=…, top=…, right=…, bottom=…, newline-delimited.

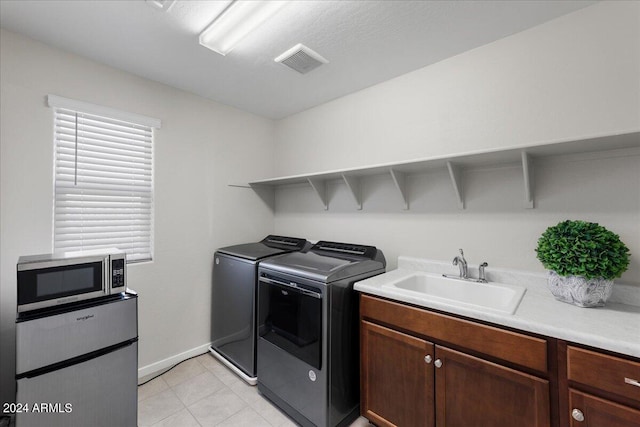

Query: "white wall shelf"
left=241, top=131, right=640, bottom=211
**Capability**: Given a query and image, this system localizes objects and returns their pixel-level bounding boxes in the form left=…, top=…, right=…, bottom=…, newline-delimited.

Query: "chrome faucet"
left=443, top=249, right=489, bottom=283
left=452, top=249, right=468, bottom=279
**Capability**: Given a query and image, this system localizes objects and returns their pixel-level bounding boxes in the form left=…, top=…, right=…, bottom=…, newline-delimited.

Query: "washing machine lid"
left=258, top=241, right=385, bottom=282
left=217, top=235, right=307, bottom=261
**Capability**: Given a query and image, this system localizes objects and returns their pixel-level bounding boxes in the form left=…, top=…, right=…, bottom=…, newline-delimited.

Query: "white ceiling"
left=0, top=0, right=595, bottom=119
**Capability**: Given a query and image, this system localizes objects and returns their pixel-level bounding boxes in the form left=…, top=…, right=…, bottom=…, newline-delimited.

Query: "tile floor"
left=137, top=353, right=373, bottom=427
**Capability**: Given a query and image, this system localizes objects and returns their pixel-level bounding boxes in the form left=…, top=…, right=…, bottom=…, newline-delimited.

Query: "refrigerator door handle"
left=17, top=338, right=137, bottom=380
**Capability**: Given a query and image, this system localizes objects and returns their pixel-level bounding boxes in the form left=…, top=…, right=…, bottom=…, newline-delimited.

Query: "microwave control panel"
left=111, top=258, right=126, bottom=289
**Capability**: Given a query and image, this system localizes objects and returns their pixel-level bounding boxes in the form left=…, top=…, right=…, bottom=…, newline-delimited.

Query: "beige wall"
left=272, top=2, right=640, bottom=279
left=0, top=29, right=275, bottom=404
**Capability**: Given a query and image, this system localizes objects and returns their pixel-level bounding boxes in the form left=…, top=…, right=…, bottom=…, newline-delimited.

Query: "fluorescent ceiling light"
left=199, top=1, right=288, bottom=56
left=145, top=0, right=176, bottom=12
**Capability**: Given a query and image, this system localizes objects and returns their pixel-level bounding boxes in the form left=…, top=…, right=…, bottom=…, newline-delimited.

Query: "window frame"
left=47, top=95, right=161, bottom=263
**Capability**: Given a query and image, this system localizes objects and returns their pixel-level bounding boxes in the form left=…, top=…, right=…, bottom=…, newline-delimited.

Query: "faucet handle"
left=459, top=248, right=464, bottom=257
left=478, top=262, right=488, bottom=282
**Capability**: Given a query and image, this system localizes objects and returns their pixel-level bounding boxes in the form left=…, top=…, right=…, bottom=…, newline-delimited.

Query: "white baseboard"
left=137, top=342, right=212, bottom=383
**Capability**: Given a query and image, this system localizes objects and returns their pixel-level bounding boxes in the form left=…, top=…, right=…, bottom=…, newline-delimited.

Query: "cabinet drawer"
left=567, top=346, right=640, bottom=404
left=569, top=389, right=640, bottom=427
left=360, top=294, right=547, bottom=373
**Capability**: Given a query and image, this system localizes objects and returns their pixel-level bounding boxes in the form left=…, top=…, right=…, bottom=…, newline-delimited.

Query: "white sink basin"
left=382, top=272, right=526, bottom=314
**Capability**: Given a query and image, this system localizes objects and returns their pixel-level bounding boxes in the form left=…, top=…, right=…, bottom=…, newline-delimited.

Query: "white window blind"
left=50, top=96, right=159, bottom=262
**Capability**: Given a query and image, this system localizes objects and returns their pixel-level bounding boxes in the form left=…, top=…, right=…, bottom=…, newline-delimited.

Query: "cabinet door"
left=569, top=389, right=640, bottom=427
left=361, top=320, right=435, bottom=427
left=435, top=346, right=550, bottom=427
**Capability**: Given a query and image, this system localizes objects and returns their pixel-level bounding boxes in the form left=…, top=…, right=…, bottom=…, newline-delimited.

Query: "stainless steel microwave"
left=17, top=248, right=126, bottom=313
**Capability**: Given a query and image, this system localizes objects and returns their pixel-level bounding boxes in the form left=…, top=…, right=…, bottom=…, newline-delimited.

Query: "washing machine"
left=210, top=235, right=308, bottom=384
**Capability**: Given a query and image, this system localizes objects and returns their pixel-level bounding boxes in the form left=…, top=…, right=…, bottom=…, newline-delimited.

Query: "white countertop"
left=354, top=256, right=640, bottom=358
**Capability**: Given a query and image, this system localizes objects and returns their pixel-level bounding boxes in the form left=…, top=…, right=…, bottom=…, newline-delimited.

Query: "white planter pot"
left=547, top=271, right=614, bottom=308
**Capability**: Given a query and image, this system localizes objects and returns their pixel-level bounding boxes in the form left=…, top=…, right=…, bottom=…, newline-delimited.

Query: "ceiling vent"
left=275, top=44, right=328, bottom=74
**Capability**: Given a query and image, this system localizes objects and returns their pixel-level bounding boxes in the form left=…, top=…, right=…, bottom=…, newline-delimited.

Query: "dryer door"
left=258, top=274, right=322, bottom=369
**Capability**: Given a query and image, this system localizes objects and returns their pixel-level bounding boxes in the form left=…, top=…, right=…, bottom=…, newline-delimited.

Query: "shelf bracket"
left=446, top=161, right=465, bottom=209
left=248, top=184, right=275, bottom=211
left=389, top=168, right=409, bottom=210
left=307, top=178, right=328, bottom=210
left=521, top=151, right=534, bottom=209
left=341, top=174, right=362, bottom=210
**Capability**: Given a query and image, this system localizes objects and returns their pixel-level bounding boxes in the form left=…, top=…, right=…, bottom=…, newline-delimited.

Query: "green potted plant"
left=535, top=220, right=630, bottom=307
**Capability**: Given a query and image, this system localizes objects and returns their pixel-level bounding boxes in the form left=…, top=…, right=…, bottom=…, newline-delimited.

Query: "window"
left=48, top=95, right=161, bottom=262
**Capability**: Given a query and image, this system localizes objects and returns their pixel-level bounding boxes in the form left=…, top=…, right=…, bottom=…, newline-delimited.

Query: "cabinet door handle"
left=434, top=359, right=443, bottom=368
left=625, top=377, right=640, bottom=387
left=424, top=355, right=432, bottom=364
left=571, top=409, right=584, bottom=422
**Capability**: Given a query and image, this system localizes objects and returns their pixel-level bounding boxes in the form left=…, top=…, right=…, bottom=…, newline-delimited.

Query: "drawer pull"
left=625, top=377, right=640, bottom=387
left=424, top=355, right=432, bottom=364
left=571, top=409, right=585, bottom=422
left=434, top=359, right=443, bottom=368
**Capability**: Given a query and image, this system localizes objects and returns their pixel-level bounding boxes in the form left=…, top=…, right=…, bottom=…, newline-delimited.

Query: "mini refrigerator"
left=15, top=293, right=138, bottom=427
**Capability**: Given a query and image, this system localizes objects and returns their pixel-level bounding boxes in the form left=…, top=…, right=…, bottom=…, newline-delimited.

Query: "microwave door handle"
left=260, top=277, right=322, bottom=299
left=104, top=258, right=109, bottom=292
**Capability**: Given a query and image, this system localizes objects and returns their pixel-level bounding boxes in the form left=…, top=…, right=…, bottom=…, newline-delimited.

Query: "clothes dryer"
left=257, top=241, right=385, bottom=426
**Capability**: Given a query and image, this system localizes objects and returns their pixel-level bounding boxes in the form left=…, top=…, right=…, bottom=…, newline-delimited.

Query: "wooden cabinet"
left=360, top=294, right=552, bottom=427
left=361, top=320, right=434, bottom=427
left=563, top=345, right=640, bottom=427
left=359, top=294, right=640, bottom=427
left=435, top=346, right=550, bottom=427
